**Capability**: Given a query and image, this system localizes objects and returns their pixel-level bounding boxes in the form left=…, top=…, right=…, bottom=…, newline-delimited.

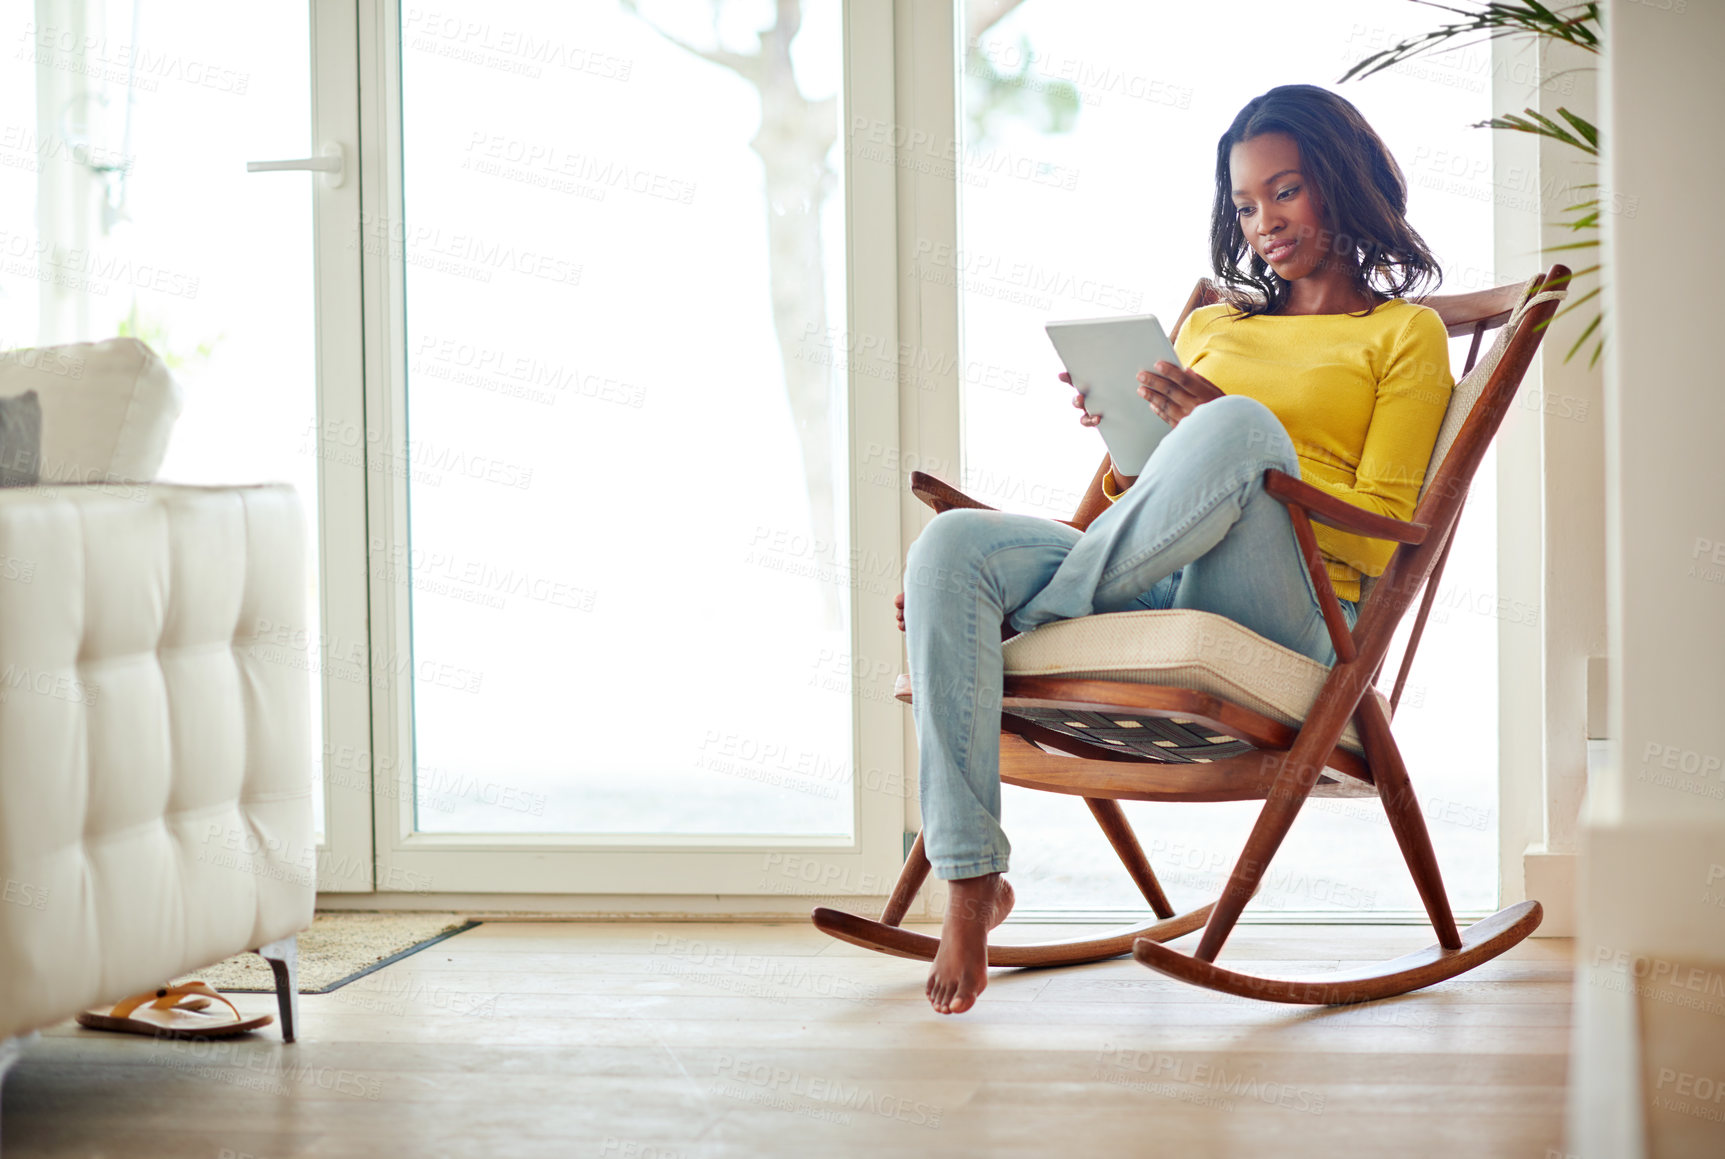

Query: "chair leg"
left=1194, top=746, right=1333, bottom=963
left=255, top=936, right=301, bottom=1043
left=817, top=825, right=1215, bottom=967
left=1355, top=695, right=1462, bottom=949
left=879, top=831, right=931, bottom=928
left=1085, top=798, right=1174, bottom=919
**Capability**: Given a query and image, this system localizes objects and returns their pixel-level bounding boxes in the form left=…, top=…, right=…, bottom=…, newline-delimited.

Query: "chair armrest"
left=909, top=470, right=997, bottom=515
left=1262, top=470, right=1427, bottom=545
left=908, top=471, right=1079, bottom=530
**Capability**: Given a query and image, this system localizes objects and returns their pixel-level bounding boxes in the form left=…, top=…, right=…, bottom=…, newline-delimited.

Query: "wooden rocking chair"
left=812, top=263, right=1572, bottom=1004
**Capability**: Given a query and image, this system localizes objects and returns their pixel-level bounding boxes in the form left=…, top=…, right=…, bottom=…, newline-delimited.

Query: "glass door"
left=1, top=0, right=373, bottom=889
left=363, top=0, right=903, bottom=894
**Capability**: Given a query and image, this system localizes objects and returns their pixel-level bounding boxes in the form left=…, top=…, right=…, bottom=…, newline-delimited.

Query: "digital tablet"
left=1045, top=313, right=1181, bottom=477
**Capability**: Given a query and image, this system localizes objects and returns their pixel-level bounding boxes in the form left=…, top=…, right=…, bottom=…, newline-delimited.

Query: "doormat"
left=173, top=912, right=481, bottom=994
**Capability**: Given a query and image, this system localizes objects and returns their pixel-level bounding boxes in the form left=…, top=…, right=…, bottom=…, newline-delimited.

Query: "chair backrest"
left=1358, top=271, right=1567, bottom=602
left=1064, top=266, right=1571, bottom=704
left=1354, top=266, right=1568, bottom=708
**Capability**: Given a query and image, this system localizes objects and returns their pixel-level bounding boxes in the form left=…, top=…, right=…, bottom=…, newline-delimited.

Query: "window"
left=958, top=0, right=1501, bottom=915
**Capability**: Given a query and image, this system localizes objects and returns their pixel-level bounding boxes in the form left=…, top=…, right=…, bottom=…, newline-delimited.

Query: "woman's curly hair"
left=1209, top=84, right=1442, bottom=318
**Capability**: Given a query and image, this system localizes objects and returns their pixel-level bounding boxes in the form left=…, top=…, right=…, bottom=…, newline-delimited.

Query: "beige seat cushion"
left=1002, top=608, right=1385, bottom=755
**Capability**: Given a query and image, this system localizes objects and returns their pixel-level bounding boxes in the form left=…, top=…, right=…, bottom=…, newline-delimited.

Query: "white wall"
left=1572, top=1, right=1725, bottom=1154
left=1494, top=31, right=1607, bottom=937
left=1536, top=38, right=1607, bottom=862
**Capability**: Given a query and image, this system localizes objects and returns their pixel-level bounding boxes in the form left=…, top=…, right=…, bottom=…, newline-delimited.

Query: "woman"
left=897, top=84, right=1455, bottom=1014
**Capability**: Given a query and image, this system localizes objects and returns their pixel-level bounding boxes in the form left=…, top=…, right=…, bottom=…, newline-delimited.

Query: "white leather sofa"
left=0, top=339, right=314, bottom=1103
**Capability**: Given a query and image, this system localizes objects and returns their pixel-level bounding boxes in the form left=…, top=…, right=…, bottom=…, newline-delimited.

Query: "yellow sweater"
left=1105, top=298, right=1454, bottom=602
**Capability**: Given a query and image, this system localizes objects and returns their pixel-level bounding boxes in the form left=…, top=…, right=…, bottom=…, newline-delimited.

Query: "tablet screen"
left=1045, top=314, right=1181, bottom=477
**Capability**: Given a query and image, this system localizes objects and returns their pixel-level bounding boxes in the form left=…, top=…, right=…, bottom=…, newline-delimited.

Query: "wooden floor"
left=2, top=920, right=1574, bottom=1158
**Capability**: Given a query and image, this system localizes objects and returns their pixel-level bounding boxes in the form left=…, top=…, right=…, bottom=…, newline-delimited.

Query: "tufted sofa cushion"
left=0, top=338, right=184, bottom=485
left=1002, top=608, right=1386, bottom=754
left=0, top=482, right=313, bottom=1041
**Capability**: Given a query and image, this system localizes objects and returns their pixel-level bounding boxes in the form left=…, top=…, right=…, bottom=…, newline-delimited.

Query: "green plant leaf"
left=1523, top=108, right=1595, bottom=154
left=1339, top=0, right=1599, bottom=84
left=1565, top=312, right=1602, bottom=362
left=1555, top=106, right=1598, bottom=150
left=1552, top=286, right=1601, bottom=324
left=1515, top=108, right=1597, bottom=154
left=1472, top=113, right=1590, bottom=153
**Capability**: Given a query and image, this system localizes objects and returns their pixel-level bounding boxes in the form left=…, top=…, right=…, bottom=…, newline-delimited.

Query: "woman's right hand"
left=1063, top=371, right=1136, bottom=490
left=1061, top=371, right=1102, bottom=429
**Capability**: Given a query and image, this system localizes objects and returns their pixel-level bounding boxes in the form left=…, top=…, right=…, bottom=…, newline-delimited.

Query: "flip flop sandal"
left=76, top=981, right=275, bottom=1039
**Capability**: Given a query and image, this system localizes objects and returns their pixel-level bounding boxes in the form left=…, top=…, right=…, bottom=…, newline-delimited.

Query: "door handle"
left=247, top=142, right=345, bottom=188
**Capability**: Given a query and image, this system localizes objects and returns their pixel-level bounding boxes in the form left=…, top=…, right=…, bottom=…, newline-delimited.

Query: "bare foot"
left=926, top=874, right=1015, bottom=1014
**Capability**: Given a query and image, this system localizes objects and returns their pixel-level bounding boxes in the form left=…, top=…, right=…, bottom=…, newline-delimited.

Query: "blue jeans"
left=902, top=395, right=1360, bottom=880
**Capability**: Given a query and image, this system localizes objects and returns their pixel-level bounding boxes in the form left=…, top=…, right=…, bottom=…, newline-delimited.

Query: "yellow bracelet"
left=1102, top=468, right=1126, bottom=502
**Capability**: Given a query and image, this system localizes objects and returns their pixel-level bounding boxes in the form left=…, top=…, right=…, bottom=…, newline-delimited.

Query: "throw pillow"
left=0, top=390, right=43, bottom=487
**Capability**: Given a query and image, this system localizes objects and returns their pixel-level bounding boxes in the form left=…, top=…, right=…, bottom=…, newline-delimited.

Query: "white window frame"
left=304, top=0, right=376, bottom=891
left=340, top=0, right=906, bottom=898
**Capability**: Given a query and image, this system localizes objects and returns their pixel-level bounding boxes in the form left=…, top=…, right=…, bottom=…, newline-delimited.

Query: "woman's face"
left=1228, top=131, right=1332, bottom=281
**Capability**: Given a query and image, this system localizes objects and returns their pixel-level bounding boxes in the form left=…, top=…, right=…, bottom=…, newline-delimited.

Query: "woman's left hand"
left=1138, top=361, right=1224, bottom=427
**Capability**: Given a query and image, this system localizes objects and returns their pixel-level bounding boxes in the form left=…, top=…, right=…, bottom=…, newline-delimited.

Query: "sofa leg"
left=255, top=936, right=301, bottom=1043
